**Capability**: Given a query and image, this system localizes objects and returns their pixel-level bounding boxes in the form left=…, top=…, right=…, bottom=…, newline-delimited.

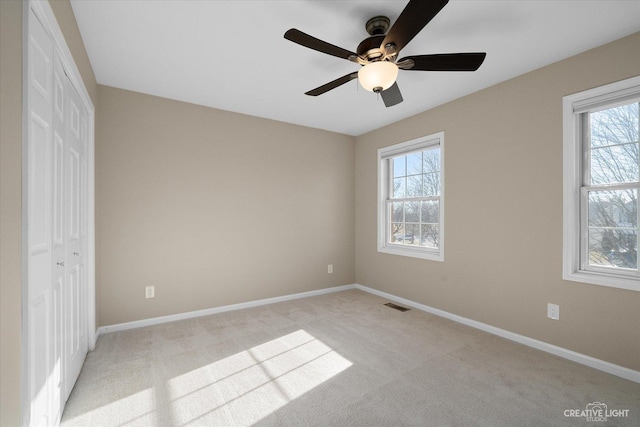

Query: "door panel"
left=52, top=275, right=63, bottom=420
left=64, top=75, right=88, bottom=400
left=51, top=52, right=66, bottom=420
left=53, top=134, right=64, bottom=246
left=69, top=266, right=80, bottom=352
left=69, top=148, right=80, bottom=241
left=29, top=294, right=50, bottom=427
left=28, top=10, right=56, bottom=426
left=28, top=113, right=51, bottom=256
left=29, top=26, right=51, bottom=102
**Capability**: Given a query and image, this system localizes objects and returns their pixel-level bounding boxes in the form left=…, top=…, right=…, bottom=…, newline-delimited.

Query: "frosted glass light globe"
left=358, top=61, right=399, bottom=92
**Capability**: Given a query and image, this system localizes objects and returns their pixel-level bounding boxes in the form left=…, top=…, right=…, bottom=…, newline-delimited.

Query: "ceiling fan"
left=284, top=0, right=486, bottom=107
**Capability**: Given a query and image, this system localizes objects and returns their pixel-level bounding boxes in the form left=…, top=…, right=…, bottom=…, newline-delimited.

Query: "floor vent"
left=384, top=302, right=410, bottom=312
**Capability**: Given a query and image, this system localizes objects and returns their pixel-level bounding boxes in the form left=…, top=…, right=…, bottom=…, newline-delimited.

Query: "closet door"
left=63, top=75, right=88, bottom=399
left=27, top=10, right=59, bottom=426
left=27, top=7, right=90, bottom=423
left=51, top=51, right=67, bottom=421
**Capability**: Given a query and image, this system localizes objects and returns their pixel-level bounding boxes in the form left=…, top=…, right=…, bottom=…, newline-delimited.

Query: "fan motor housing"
left=357, top=35, right=385, bottom=61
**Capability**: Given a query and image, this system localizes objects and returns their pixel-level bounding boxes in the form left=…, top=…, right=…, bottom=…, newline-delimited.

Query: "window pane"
left=405, top=224, right=419, bottom=246
left=421, top=224, right=439, bottom=248
left=391, top=224, right=415, bottom=245
left=407, top=152, right=422, bottom=175
left=423, top=172, right=440, bottom=196
left=588, top=228, right=637, bottom=269
left=590, top=144, right=639, bottom=185
left=406, top=175, right=423, bottom=197
left=391, top=223, right=404, bottom=242
left=421, top=200, right=439, bottom=223
left=393, top=177, right=406, bottom=198
left=588, top=190, right=637, bottom=228
left=406, top=202, right=420, bottom=223
left=393, top=156, right=406, bottom=177
left=391, top=202, right=403, bottom=222
left=590, top=103, right=639, bottom=148
left=423, top=148, right=440, bottom=173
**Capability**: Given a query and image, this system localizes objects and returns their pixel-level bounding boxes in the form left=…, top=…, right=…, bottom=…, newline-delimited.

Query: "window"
left=378, top=132, right=444, bottom=261
left=563, top=76, right=640, bottom=291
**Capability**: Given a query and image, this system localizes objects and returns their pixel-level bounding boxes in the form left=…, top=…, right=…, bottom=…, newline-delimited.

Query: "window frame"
left=377, top=132, right=444, bottom=261
left=563, top=75, right=640, bottom=291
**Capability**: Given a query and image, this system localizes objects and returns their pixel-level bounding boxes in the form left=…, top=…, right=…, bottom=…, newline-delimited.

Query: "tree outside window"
left=586, top=102, right=639, bottom=270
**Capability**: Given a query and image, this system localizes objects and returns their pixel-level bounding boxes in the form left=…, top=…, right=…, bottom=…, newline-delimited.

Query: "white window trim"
left=563, top=75, right=640, bottom=292
left=377, top=132, right=444, bottom=262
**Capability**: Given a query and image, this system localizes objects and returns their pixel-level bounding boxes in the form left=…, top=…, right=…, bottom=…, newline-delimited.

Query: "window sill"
left=563, top=269, right=639, bottom=292
left=378, top=244, right=443, bottom=262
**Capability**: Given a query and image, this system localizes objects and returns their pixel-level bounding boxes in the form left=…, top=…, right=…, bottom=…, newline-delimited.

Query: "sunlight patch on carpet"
left=167, top=329, right=352, bottom=425
left=64, top=387, right=157, bottom=426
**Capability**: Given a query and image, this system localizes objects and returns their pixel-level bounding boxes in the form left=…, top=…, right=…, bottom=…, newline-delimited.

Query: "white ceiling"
left=70, top=0, right=640, bottom=136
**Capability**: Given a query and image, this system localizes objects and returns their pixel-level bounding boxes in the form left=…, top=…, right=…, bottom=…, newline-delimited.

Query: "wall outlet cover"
left=547, top=303, right=559, bottom=320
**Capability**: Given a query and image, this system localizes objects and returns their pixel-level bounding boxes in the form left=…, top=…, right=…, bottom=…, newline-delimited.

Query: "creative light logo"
left=564, top=402, right=630, bottom=422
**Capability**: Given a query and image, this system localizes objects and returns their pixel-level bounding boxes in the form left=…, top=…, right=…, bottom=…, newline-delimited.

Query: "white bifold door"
left=27, top=8, right=89, bottom=426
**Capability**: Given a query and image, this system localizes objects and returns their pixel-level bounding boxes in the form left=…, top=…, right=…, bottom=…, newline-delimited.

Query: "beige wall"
left=1, top=3, right=638, bottom=424
left=96, top=86, right=355, bottom=326
left=1, top=1, right=25, bottom=424
left=0, top=1, right=97, bottom=424
left=355, top=32, right=640, bottom=371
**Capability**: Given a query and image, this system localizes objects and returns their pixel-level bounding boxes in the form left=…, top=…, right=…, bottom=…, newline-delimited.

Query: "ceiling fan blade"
left=285, top=29, right=357, bottom=60
left=381, top=0, right=449, bottom=54
left=305, top=72, right=359, bottom=96
left=381, top=82, right=403, bottom=107
left=399, top=53, right=487, bottom=71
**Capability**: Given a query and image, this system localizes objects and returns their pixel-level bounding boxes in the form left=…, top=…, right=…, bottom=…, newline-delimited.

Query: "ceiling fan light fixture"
left=358, top=61, right=398, bottom=93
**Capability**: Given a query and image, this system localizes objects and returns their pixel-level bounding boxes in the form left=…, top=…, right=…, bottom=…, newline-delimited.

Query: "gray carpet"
left=61, top=289, right=639, bottom=426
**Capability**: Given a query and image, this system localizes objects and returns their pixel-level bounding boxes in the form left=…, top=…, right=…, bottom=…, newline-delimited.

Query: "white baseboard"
left=354, top=284, right=640, bottom=384
left=96, top=284, right=356, bottom=336
left=95, top=282, right=638, bottom=383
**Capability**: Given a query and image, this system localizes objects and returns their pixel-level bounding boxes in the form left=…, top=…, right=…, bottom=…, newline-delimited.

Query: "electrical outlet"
left=547, top=303, right=559, bottom=320
left=145, top=286, right=155, bottom=299
left=328, top=264, right=333, bottom=274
